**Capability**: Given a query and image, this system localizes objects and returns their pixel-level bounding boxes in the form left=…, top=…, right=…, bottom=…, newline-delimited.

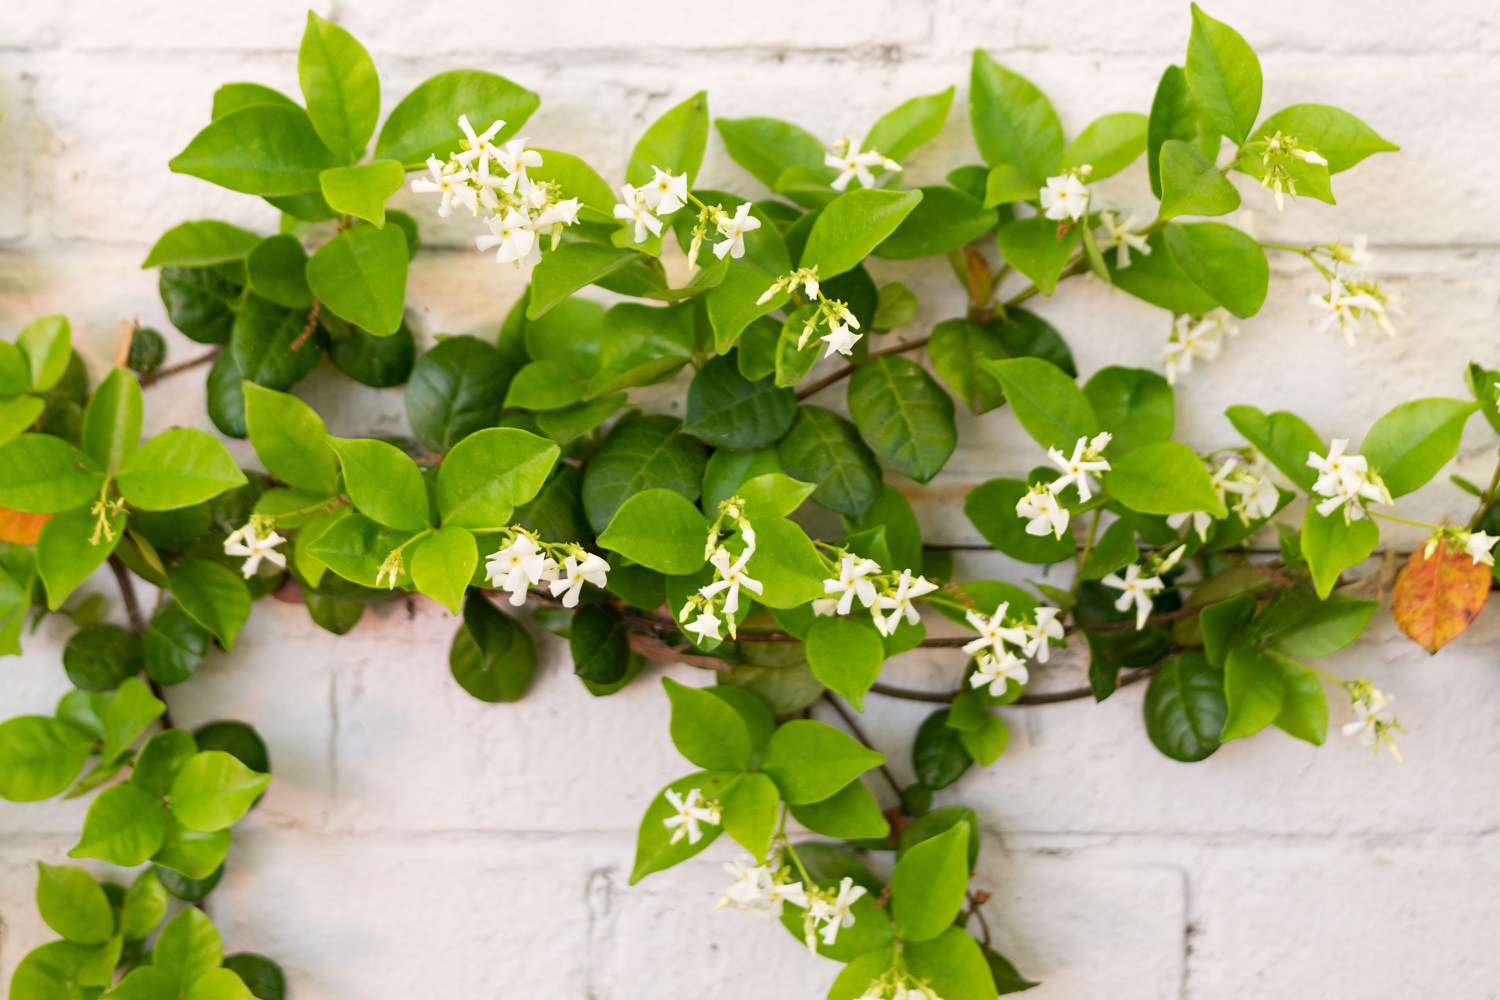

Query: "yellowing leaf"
left=0, top=507, right=51, bottom=544
left=1391, top=540, right=1491, bottom=654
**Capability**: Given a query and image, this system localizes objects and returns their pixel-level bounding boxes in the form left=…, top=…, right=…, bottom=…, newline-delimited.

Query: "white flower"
left=962, top=602, right=1028, bottom=660
left=872, top=570, right=938, bottom=636
left=1228, top=452, right=1280, bottom=523
left=485, top=534, right=556, bottom=605
left=1023, top=606, right=1065, bottom=663
left=1162, top=312, right=1237, bottom=385
left=969, top=648, right=1029, bottom=696
left=823, top=555, right=881, bottom=615
left=810, top=877, right=867, bottom=947
left=1046, top=434, right=1112, bottom=502
left=662, top=787, right=720, bottom=845
left=411, top=156, right=477, bottom=217
left=716, top=856, right=808, bottom=917
left=496, top=136, right=543, bottom=176
left=1463, top=530, right=1499, bottom=567
left=613, top=184, right=664, bottom=244
left=1015, top=482, right=1070, bottom=540
left=547, top=552, right=610, bottom=608
left=1101, top=563, right=1164, bottom=630
left=699, top=546, right=764, bottom=618
left=1039, top=171, right=1090, bottom=222
left=454, top=115, right=505, bottom=169
left=713, top=202, right=762, bottom=260
left=1341, top=682, right=1402, bottom=761
left=475, top=210, right=539, bottom=267
left=534, top=196, right=582, bottom=232
left=1098, top=212, right=1152, bottom=268
left=1307, top=439, right=1391, bottom=523
left=223, top=520, right=286, bottom=579
left=1167, top=457, right=1239, bottom=542
left=641, top=166, right=689, bottom=215
left=684, top=608, right=724, bottom=643
left=824, top=137, right=900, bottom=191
left=812, top=598, right=839, bottom=616
left=820, top=322, right=862, bottom=358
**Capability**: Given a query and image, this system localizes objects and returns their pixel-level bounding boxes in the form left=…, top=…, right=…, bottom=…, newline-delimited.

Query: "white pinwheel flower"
left=872, top=570, right=938, bottom=636
left=1046, top=434, right=1112, bottom=502
left=662, top=787, right=721, bottom=845
left=715, top=856, right=807, bottom=917
left=485, top=534, right=555, bottom=606
left=1039, top=171, right=1090, bottom=221
left=825, top=137, right=896, bottom=191
left=1308, top=438, right=1390, bottom=522
left=496, top=136, right=543, bottom=176
left=713, top=202, right=762, bottom=260
left=548, top=552, right=610, bottom=608
left=699, top=546, right=764, bottom=618
left=1015, top=482, right=1070, bottom=539
left=962, top=602, right=1028, bottom=660
left=223, top=519, right=286, bottom=579
left=820, top=323, right=861, bottom=358
left=1162, top=311, right=1237, bottom=385
left=454, top=114, right=505, bottom=169
left=823, top=555, right=881, bottom=615
left=476, top=210, right=539, bottom=267
left=642, top=166, right=690, bottom=215
left=614, top=184, right=664, bottom=244
left=969, top=649, right=1029, bottom=697
left=810, top=877, right=867, bottom=947
left=1462, top=530, right=1500, bottom=567
left=1098, top=211, right=1152, bottom=268
left=1341, top=681, right=1402, bottom=761
left=1023, top=606, right=1065, bottom=663
left=1227, top=452, right=1280, bottom=523
left=411, top=156, right=477, bottom=217
left=1100, top=562, right=1164, bottom=630
left=684, top=608, right=724, bottom=643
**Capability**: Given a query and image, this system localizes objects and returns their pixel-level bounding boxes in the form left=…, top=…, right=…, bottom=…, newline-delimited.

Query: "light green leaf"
left=1158, top=139, right=1241, bottom=219
left=142, top=221, right=261, bottom=269
left=1163, top=221, right=1268, bottom=317
left=298, top=11, right=380, bottom=161
left=82, top=367, right=143, bottom=473
left=120, top=869, right=169, bottom=941
left=1105, top=229, right=1219, bottom=314
left=1249, top=103, right=1397, bottom=174
left=1271, top=652, right=1328, bottom=745
left=905, top=927, right=999, bottom=1000
left=37, top=506, right=122, bottom=611
left=1360, top=397, right=1477, bottom=497
left=117, top=428, right=246, bottom=511
left=319, top=159, right=405, bottom=227
left=762, top=719, right=884, bottom=805
left=1300, top=508, right=1379, bottom=598
left=969, top=50, right=1063, bottom=183
left=983, top=357, right=1099, bottom=451
left=890, top=823, right=970, bottom=941
left=1147, top=64, right=1220, bottom=199
left=1185, top=3, right=1262, bottom=144
left=436, top=427, right=559, bottom=529
left=806, top=616, right=885, bottom=711
left=715, top=116, right=825, bottom=189
left=375, top=70, right=538, bottom=167
left=70, top=784, right=166, bottom=866
left=964, top=477, right=1073, bottom=564
left=151, top=816, right=231, bottom=880
left=1105, top=441, right=1227, bottom=517
left=627, top=91, right=709, bottom=185
left=18, top=315, right=73, bottom=391
left=1267, top=595, right=1376, bottom=659
left=0, top=395, right=43, bottom=445
left=789, top=778, right=889, bottom=840
left=100, top=677, right=165, bottom=761
left=243, top=382, right=339, bottom=494
left=875, top=185, right=995, bottom=260
left=663, top=677, right=752, bottom=771
left=597, top=488, right=709, bottom=575
left=995, top=215, right=1078, bottom=295
left=306, top=222, right=408, bottom=335
left=529, top=149, right=617, bottom=219
left=0, top=433, right=103, bottom=513
left=1221, top=644, right=1286, bottom=742
left=1083, top=366, right=1174, bottom=456
left=166, top=559, right=252, bottom=650
left=186, top=969, right=256, bottom=1000
left=722, top=772, right=780, bottom=860
left=170, top=104, right=340, bottom=196
left=630, top=771, right=739, bottom=883
left=0, top=716, right=92, bottom=801
left=736, top=472, right=815, bottom=520
left=527, top=242, right=646, bottom=319
left=800, top=188, right=924, bottom=279
left=169, top=750, right=270, bottom=832
left=1063, top=111, right=1148, bottom=179
left=1225, top=404, right=1324, bottom=492
left=742, top=515, right=828, bottom=609
left=864, top=87, right=954, bottom=162
left=327, top=436, right=430, bottom=530
left=36, top=863, right=114, bottom=944
left=409, top=526, right=476, bottom=614
left=152, top=907, right=222, bottom=989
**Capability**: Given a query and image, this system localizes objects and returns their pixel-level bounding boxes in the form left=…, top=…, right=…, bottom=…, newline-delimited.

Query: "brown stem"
left=869, top=666, right=1154, bottom=707
left=289, top=301, right=322, bottom=352
left=795, top=334, right=933, bottom=401
left=1468, top=449, right=1500, bottom=531
left=140, top=349, right=220, bottom=387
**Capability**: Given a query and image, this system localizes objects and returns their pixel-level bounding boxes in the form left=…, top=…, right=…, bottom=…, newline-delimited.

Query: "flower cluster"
left=411, top=115, right=581, bottom=267
left=678, top=499, right=763, bottom=642
left=1307, top=439, right=1392, bottom=523
left=1423, top=525, right=1500, bottom=567
left=1306, top=237, right=1399, bottom=344
left=1166, top=451, right=1280, bottom=541
left=481, top=529, right=610, bottom=606
left=1102, top=545, right=1184, bottom=630
left=813, top=554, right=941, bottom=638
left=663, top=786, right=721, bottom=845
left=1013, top=432, right=1113, bottom=540
left=824, top=136, right=902, bottom=191
left=1161, top=310, right=1238, bottom=385
left=1097, top=211, right=1152, bottom=268
left=1039, top=166, right=1092, bottom=222
left=1341, top=680, right=1403, bottom=761
left=716, top=855, right=807, bottom=917
left=223, top=516, right=287, bottom=579
left=799, top=876, right=867, bottom=951
left=964, top=602, right=1065, bottom=695
left=615, top=168, right=765, bottom=269
left=1245, top=130, right=1328, bottom=211
left=856, top=979, right=945, bottom=1000
left=756, top=265, right=865, bottom=359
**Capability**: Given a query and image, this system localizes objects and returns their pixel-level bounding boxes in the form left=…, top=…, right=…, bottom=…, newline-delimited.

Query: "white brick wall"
left=3, top=1, right=1499, bottom=997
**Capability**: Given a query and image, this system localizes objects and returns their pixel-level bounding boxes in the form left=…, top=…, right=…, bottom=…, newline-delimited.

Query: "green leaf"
left=597, top=488, right=709, bottom=575
left=0, top=433, right=103, bottom=513
left=143, top=604, right=211, bottom=687
left=628, top=90, right=709, bottom=185
left=63, top=623, right=141, bottom=691
left=1105, top=229, right=1219, bottom=315
left=1249, top=103, right=1397, bottom=174
left=327, top=315, right=415, bottom=387
left=528, top=149, right=617, bottom=220
left=116, top=428, right=245, bottom=511
left=132, top=729, right=198, bottom=796
left=142, top=221, right=262, bottom=269
left=527, top=243, right=641, bottom=319
left=327, top=436, right=430, bottom=530
left=170, top=104, right=340, bottom=196
left=800, top=188, right=924, bottom=280
left=735, top=472, right=815, bottom=520
left=927, top=311, right=1074, bottom=415
left=221, top=955, right=285, bottom=1000
left=1271, top=653, right=1328, bottom=745
left=1158, top=139, right=1241, bottom=219
left=776, top=406, right=882, bottom=517
left=166, top=559, right=252, bottom=650
left=569, top=604, right=631, bottom=686
left=100, top=677, right=165, bottom=761
left=891, top=822, right=970, bottom=941
left=875, top=185, right=995, bottom=260
left=582, top=413, right=707, bottom=534
left=848, top=356, right=957, bottom=483
left=1360, top=398, right=1477, bottom=497
left=630, top=771, right=740, bottom=883
left=762, top=719, right=883, bottom=805
left=319, top=160, right=405, bottom=227
left=18, top=315, right=73, bottom=392
left=232, top=294, right=320, bottom=389
left=715, top=116, right=825, bottom=189
left=375, top=70, right=538, bottom=167
left=865, top=87, right=954, bottom=161
left=721, top=772, right=780, bottom=860
left=1185, top=3, right=1262, bottom=144
left=905, top=927, right=999, bottom=1000
left=0, top=716, right=92, bottom=801
left=964, top=478, right=1074, bottom=564
left=404, top=335, right=516, bottom=452
left=120, top=869, right=169, bottom=941
left=409, top=527, right=476, bottom=614
left=1062, top=111, right=1148, bottom=179
left=1162, top=221, right=1268, bottom=317
left=1143, top=651, right=1226, bottom=762
left=969, top=50, right=1063, bottom=184
left=37, top=506, right=122, bottom=611
left=10, top=941, right=106, bottom=1000
left=306, top=222, right=408, bottom=335
left=212, top=81, right=299, bottom=119
left=81, top=367, right=143, bottom=474
left=298, top=11, right=380, bottom=161
left=806, top=616, right=885, bottom=712
left=153, top=817, right=232, bottom=881
left=159, top=264, right=243, bottom=345
left=1220, top=644, right=1286, bottom=741
left=913, top=708, right=973, bottom=789
left=984, top=357, right=1098, bottom=451
left=1083, top=366, right=1174, bottom=456
left=436, top=427, right=558, bottom=530
left=663, top=677, right=752, bottom=771
left=169, top=750, right=270, bottom=832
left=0, top=394, right=43, bottom=444
left=1225, top=404, right=1323, bottom=492
left=995, top=215, right=1078, bottom=295
left=683, top=355, right=796, bottom=449
left=243, top=382, right=339, bottom=494
left=1105, top=441, right=1227, bottom=517
left=70, top=784, right=166, bottom=866
left=153, top=907, right=223, bottom=989
left=1147, top=64, right=1219, bottom=198
left=37, top=863, right=114, bottom=944
left=790, top=778, right=889, bottom=840
left=743, top=515, right=828, bottom=609
left=844, top=485, right=924, bottom=572
left=186, top=969, right=257, bottom=1000
left=1267, top=595, right=1376, bottom=659
left=1300, top=508, right=1379, bottom=598
left=450, top=594, right=536, bottom=702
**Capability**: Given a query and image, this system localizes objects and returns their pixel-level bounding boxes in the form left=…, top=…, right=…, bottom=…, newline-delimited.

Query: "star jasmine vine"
left=2, top=6, right=1493, bottom=999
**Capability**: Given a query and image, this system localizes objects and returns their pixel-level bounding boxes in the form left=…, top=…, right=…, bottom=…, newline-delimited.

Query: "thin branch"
left=140, top=349, right=220, bottom=387
left=820, top=694, right=904, bottom=799
left=869, top=666, right=1154, bottom=707
left=795, top=334, right=932, bottom=400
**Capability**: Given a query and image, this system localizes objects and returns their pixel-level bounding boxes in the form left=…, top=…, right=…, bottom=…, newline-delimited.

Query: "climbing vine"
left=1, top=5, right=1495, bottom=998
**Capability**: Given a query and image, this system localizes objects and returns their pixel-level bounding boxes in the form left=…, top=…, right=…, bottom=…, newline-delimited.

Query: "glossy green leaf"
left=405, top=335, right=516, bottom=451
left=1300, top=508, right=1379, bottom=598
left=984, top=357, right=1098, bottom=451
left=663, top=677, right=752, bottom=771
left=875, top=185, right=995, bottom=260
left=790, top=778, right=889, bottom=840
left=170, top=104, right=340, bottom=195
left=1158, top=139, right=1240, bottom=219
left=683, top=355, right=796, bottom=449
left=776, top=406, right=881, bottom=517
left=319, top=159, right=405, bottom=227
left=450, top=594, right=536, bottom=702
left=0, top=716, right=92, bottom=801
left=70, top=784, right=166, bottom=866
left=995, top=215, right=1078, bottom=296
left=409, top=526, right=476, bottom=614
left=153, top=907, right=223, bottom=989
left=1248, top=103, right=1398, bottom=174
left=1360, top=397, right=1477, bottom=497
left=714, top=116, right=825, bottom=189
left=142, top=221, right=262, bottom=269
left=306, top=222, right=408, bottom=335
left=243, top=382, right=339, bottom=494
left=1105, top=441, right=1227, bottom=517
left=805, top=616, right=885, bottom=711
left=628, top=90, right=709, bottom=186
left=298, top=11, right=380, bottom=161
left=582, top=413, right=707, bottom=534
left=969, top=50, right=1063, bottom=183
left=890, top=822, right=969, bottom=941
left=800, top=188, right=923, bottom=279
left=597, top=488, right=709, bottom=575
left=0, top=433, right=103, bottom=513
left=37, top=506, right=122, bottom=611
left=165, top=559, right=252, bottom=650
left=1163, top=221, right=1268, bottom=317
left=36, top=863, right=114, bottom=944
left=905, top=927, right=999, bottom=1000
left=327, top=436, right=430, bottom=530
left=375, top=69, right=538, bottom=167
left=436, top=427, right=558, bottom=530
left=1185, top=3, right=1262, bottom=144
left=762, top=719, right=884, bottom=805
left=629, top=771, right=739, bottom=883
left=169, top=750, right=270, bottom=832
left=1220, top=644, right=1286, bottom=742
left=847, top=356, right=956, bottom=483
left=1063, top=111, right=1148, bottom=179
left=865, top=86, right=954, bottom=161
left=1224, top=404, right=1323, bottom=492
left=1144, top=651, right=1226, bottom=762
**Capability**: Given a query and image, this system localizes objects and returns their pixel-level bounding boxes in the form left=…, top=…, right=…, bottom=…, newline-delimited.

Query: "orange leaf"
left=0, top=507, right=51, bottom=545
left=1391, top=540, right=1492, bottom=654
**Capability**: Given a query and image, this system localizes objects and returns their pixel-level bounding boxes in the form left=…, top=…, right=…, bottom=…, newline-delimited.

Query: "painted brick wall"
left=3, top=1, right=1499, bottom=997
